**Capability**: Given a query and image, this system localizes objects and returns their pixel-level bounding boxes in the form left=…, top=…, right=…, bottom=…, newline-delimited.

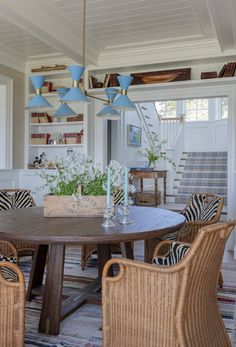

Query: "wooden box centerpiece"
left=43, top=194, right=114, bottom=217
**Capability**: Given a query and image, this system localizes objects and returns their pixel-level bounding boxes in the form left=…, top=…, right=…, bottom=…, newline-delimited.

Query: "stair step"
left=186, top=152, right=227, bottom=158
left=175, top=193, right=227, bottom=204
left=181, top=172, right=227, bottom=179
left=177, top=186, right=227, bottom=195
left=184, top=158, right=227, bottom=165
left=183, top=164, right=227, bottom=171
left=179, top=178, right=227, bottom=187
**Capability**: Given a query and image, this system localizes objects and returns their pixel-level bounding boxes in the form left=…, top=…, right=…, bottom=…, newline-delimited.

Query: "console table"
left=130, top=169, right=168, bottom=205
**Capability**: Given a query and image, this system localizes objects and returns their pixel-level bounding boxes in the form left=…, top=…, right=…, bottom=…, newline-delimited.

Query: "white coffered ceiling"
left=0, top=0, right=235, bottom=72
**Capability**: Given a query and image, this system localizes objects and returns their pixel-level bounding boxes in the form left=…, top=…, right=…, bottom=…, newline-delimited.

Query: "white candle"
left=106, top=167, right=111, bottom=207
left=124, top=167, right=128, bottom=205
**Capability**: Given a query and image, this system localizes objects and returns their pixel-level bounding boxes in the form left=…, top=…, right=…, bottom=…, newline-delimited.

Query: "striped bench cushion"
left=0, top=190, right=34, bottom=211
left=152, top=242, right=190, bottom=266
left=0, top=191, right=13, bottom=211
left=0, top=255, right=18, bottom=282
left=14, top=190, right=34, bottom=208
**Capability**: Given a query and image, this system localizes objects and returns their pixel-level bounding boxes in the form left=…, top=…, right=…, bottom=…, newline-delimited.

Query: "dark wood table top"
left=0, top=206, right=185, bottom=244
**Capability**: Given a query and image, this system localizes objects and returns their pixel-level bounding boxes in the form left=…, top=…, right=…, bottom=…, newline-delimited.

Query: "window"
left=184, top=99, right=208, bottom=121
left=219, top=97, right=228, bottom=119
left=155, top=100, right=176, bottom=118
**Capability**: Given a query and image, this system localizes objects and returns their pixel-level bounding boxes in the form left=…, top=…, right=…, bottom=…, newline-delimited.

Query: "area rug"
left=20, top=246, right=236, bottom=346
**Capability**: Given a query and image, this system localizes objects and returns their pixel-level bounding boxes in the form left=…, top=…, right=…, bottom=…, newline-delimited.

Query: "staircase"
left=174, top=151, right=227, bottom=204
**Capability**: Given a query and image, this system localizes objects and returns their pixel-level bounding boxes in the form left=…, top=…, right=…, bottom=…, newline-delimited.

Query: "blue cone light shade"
left=97, top=87, right=121, bottom=119
left=111, top=75, right=136, bottom=111
left=97, top=105, right=121, bottom=119
left=54, top=87, right=76, bottom=116
left=26, top=94, right=53, bottom=109
left=105, top=87, right=118, bottom=102
left=111, top=94, right=136, bottom=111
left=61, top=65, right=90, bottom=103
left=26, top=75, right=53, bottom=110
left=54, top=103, right=76, bottom=117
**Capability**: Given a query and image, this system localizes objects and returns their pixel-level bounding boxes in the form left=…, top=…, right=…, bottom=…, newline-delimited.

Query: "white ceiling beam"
left=189, top=0, right=215, bottom=38
left=0, top=0, right=101, bottom=65
left=206, top=0, right=236, bottom=51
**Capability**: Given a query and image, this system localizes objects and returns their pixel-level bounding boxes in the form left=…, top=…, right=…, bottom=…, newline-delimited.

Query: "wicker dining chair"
left=0, top=189, right=36, bottom=257
left=102, top=221, right=235, bottom=347
left=0, top=241, right=25, bottom=347
left=145, top=192, right=224, bottom=263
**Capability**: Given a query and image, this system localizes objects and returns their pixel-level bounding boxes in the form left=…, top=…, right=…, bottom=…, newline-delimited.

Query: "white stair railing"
left=160, top=115, right=185, bottom=149
left=157, top=115, right=185, bottom=195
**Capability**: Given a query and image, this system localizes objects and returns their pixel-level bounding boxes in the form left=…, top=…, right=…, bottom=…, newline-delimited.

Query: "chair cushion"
left=182, top=193, right=205, bottom=222
left=201, top=196, right=221, bottom=221
left=14, top=190, right=34, bottom=208
left=0, top=255, right=18, bottom=282
left=152, top=241, right=190, bottom=266
left=0, top=191, right=14, bottom=211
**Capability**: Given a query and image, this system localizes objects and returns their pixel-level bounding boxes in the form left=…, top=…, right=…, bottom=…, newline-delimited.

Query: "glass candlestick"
left=102, top=206, right=116, bottom=228
left=119, top=203, right=132, bottom=225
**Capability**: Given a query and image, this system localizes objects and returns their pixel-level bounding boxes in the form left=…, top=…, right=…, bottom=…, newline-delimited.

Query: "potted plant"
left=138, top=133, right=176, bottom=169
left=38, top=151, right=134, bottom=217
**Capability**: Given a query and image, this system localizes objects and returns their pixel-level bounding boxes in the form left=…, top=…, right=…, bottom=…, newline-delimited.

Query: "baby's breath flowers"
left=37, top=151, right=135, bottom=197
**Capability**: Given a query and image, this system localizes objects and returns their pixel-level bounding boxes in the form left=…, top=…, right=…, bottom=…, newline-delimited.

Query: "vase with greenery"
left=138, top=133, right=176, bottom=169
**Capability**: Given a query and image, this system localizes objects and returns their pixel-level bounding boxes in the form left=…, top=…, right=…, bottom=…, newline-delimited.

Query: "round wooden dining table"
left=0, top=206, right=185, bottom=336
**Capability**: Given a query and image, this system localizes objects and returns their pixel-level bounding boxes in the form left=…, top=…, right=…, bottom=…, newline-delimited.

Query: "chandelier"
left=26, top=0, right=136, bottom=119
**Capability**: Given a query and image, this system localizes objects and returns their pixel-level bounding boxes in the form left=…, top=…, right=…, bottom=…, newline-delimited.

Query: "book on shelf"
left=201, top=71, right=217, bottom=79
left=108, top=73, right=119, bottom=87
left=223, top=62, right=236, bottom=77
left=218, top=62, right=236, bottom=77
left=89, top=76, right=98, bottom=88
left=30, top=133, right=50, bottom=145
left=67, top=114, right=83, bottom=122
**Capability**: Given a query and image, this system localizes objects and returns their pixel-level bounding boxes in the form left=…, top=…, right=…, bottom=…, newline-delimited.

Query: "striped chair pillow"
left=152, top=242, right=190, bottom=266
left=0, top=191, right=13, bottom=211
left=182, top=193, right=205, bottom=222
left=0, top=255, right=18, bottom=282
left=201, top=196, right=221, bottom=221
left=14, top=190, right=34, bottom=208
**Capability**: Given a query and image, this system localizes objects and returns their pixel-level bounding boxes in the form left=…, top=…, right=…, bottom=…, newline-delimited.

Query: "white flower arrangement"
left=37, top=151, right=135, bottom=197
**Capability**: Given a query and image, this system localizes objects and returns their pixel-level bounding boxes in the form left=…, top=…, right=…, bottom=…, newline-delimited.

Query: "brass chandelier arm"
left=85, top=92, right=108, bottom=103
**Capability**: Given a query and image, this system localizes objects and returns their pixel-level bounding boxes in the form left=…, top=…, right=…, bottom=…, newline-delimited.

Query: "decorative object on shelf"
left=31, top=64, right=67, bottom=73
left=41, top=81, right=53, bottom=93
left=97, top=88, right=121, bottom=120
left=54, top=87, right=77, bottom=117
left=138, top=133, right=176, bottom=168
left=131, top=68, right=191, bottom=84
left=49, top=132, right=64, bottom=145
left=26, top=75, right=53, bottom=110
left=37, top=152, right=135, bottom=217
left=127, top=124, right=142, bottom=146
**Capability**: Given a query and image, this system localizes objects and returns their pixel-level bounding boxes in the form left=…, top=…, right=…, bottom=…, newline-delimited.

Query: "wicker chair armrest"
left=0, top=261, right=24, bottom=286
left=152, top=240, right=172, bottom=258
left=0, top=240, right=18, bottom=262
